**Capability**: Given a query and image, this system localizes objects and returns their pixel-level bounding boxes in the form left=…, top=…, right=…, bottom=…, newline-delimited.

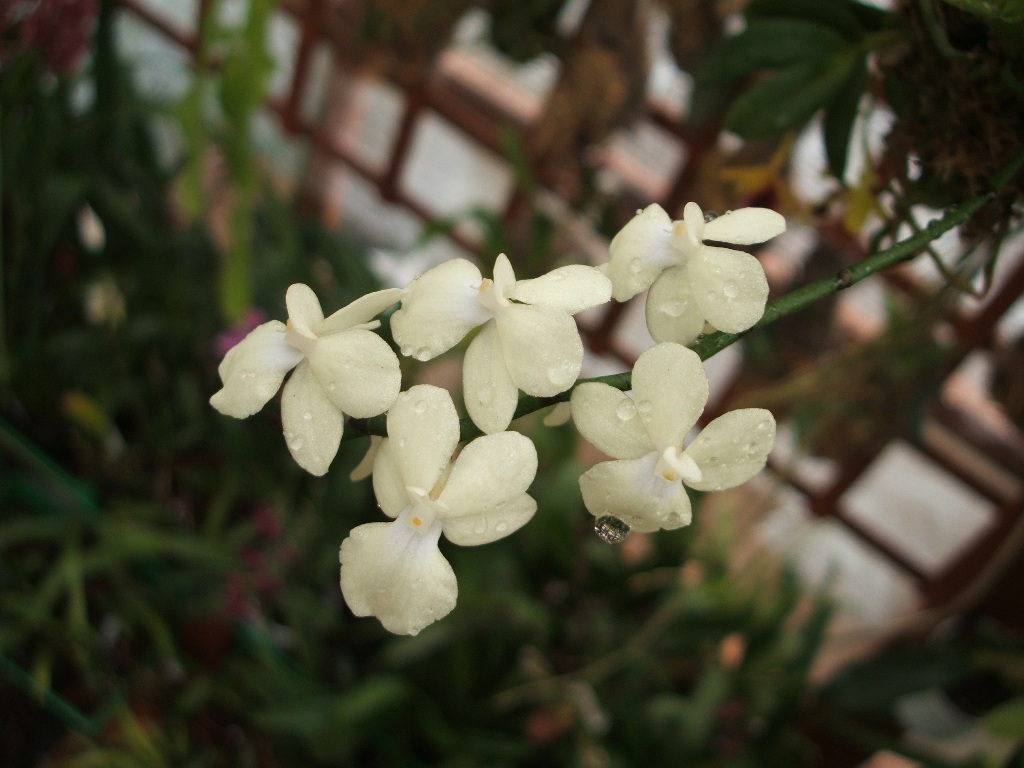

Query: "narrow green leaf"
left=725, top=53, right=858, bottom=139
left=700, top=19, right=848, bottom=84
left=746, top=0, right=867, bottom=39
left=823, top=59, right=868, bottom=180
left=940, top=0, right=1024, bottom=22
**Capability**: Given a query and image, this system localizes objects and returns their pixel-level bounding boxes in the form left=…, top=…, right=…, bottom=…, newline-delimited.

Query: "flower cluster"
left=211, top=202, right=784, bottom=635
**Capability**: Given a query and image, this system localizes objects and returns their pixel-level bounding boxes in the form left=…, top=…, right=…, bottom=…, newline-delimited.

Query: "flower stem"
left=351, top=144, right=1024, bottom=444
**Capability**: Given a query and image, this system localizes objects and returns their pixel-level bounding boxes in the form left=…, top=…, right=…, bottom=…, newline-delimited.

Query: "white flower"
left=571, top=343, right=775, bottom=533
left=605, top=202, right=785, bottom=345
left=391, top=254, right=611, bottom=434
left=339, top=385, right=538, bottom=635
left=210, top=284, right=404, bottom=476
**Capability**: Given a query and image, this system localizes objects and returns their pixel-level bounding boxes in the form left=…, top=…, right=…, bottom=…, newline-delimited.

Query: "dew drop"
left=708, top=455, right=718, bottom=465
left=637, top=400, right=653, bottom=415
left=615, top=399, right=637, bottom=421
left=628, top=257, right=644, bottom=275
left=594, top=515, right=630, bottom=544
left=413, top=399, right=428, bottom=415
left=496, top=521, right=509, bottom=533
left=302, top=411, right=312, bottom=420
left=473, top=519, right=487, bottom=535
left=547, top=363, right=575, bottom=388
left=327, top=381, right=337, bottom=391
left=414, top=347, right=431, bottom=361
left=289, top=437, right=305, bottom=451
left=400, top=346, right=413, bottom=357
left=723, top=281, right=739, bottom=299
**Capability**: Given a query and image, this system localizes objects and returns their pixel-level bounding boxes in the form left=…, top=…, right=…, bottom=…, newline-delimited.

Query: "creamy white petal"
left=542, top=402, right=572, bottom=427
left=606, top=204, right=679, bottom=301
left=570, top=383, right=655, bottom=460
left=280, top=360, right=343, bottom=476
left=703, top=207, right=786, bottom=245
left=631, top=343, right=709, bottom=452
left=682, top=202, right=706, bottom=247
left=350, top=435, right=382, bottom=482
left=285, top=283, right=324, bottom=338
left=437, top=431, right=538, bottom=516
left=463, top=322, right=520, bottom=435
left=493, top=253, right=516, bottom=295
left=391, top=259, right=490, bottom=360
left=442, top=494, right=537, bottom=546
left=683, top=409, right=776, bottom=492
left=579, top=453, right=693, bottom=533
left=645, top=265, right=707, bottom=346
left=210, top=320, right=303, bottom=418
left=689, top=246, right=769, bottom=334
left=497, top=303, right=583, bottom=397
left=339, top=522, right=457, bottom=636
left=372, top=440, right=409, bottom=518
left=308, top=329, right=401, bottom=418
left=511, top=265, right=612, bottom=314
left=386, top=385, right=460, bottom=493
left=320, top=288, right=405, bottom=335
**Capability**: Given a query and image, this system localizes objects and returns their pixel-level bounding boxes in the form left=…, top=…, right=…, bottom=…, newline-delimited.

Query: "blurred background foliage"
left=1, top=0, right=1023, bottom=766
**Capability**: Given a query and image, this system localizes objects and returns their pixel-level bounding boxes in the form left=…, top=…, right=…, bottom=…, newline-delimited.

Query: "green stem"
left=347, top=145, right=1024, bottom=444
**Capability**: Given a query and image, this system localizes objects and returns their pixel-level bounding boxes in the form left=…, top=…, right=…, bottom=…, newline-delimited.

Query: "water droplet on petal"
left=637, top=400, right=653, bottom=415
left=594, top=515, right=630, bottom=544
left=302, top=411, right=312, bottom=420
left=289, top=437, right=305, bottom=451
left=615, top=399, right=637, bottom=421
left=496, top=521, right=508, bottom=533
left=327, top=381, right=337, bottom=391
left=547, top=362, right=575, bottom=388
left=400, top=346, right=413, bottom=357
left=723, top=281, right=739, bottom=299
left=414, top=347, right=431, bottom=361
left=473, top=519, right=487, bottom=535
left=628, top=257, right=644, bottom=275
left=413, top=399, right=428, bottom=415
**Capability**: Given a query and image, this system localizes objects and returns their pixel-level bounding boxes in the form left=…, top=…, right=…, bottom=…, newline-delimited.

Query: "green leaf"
left=823, top=59, right=868, bottom=180
left=986, top=696, right=1024, bottom=739
left=746, top=0, right=868, bottom=40
left=939, top=0, right=1024, bottom=22
left=725, top=53, right=859, bottom=139
left=700, top=20, right=848, bottom=83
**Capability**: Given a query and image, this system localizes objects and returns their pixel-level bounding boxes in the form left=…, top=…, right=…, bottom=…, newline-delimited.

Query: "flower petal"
left=391, top=259, right=490, bottom=360
left=497, top=303, right=583, bottom=397
left=350, top=435, right=382, bottom=482
left=339, top=522, right=457, bottom=636
left=703, top=207, right=785, bottom=245
left=372, top=440, right=409, bottom=518
left=631, top=342, right=708, bottom=452
left=281, top=360, right=343, bottom=476
left=463, top=322, right=520, bottom=435
left=570, top=383, right=654, bottom=460
left=645, top=265, right=706, bottom=345
left=437, top=431, right=538, bottom=516
left=511, top=265, right=612, bottom=315
left=386, top=385, right=460, bottom=493
left=683, top=409, right=775, bottom=492
left=606, top=204, right=679, bottom=301
left=689, top=246, right=769, bottom=334
left=579, top=453, right=692, bottom=533
left=286, top=283, right=324, bottom=338
left=308, top=329, right=401, bottom=418
left=442, top=494, right=537, bottom=546
left=493, top=253, right=516, bottom=296
left=209, top=320, right=302, bottom=418
left=320, top=288, right=405, bottom=334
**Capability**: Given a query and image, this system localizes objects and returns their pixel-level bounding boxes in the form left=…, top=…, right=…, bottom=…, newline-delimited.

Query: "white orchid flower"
left=339, top=384, right=538, bottom=635
left=391, top=254, right=612, bottom=434
left=210, top=284, right=403, bottom=476
left=605, top=202, right=785, bottom=345
left=571, top=343, right=775, bottom=533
